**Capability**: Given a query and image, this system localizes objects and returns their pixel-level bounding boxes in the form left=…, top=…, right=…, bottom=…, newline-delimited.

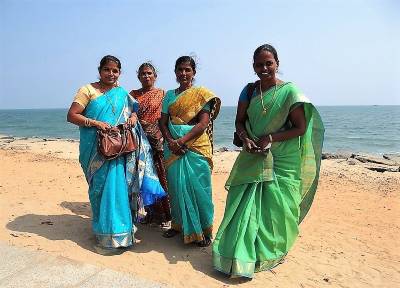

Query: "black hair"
left=98, top=55, right=121, bottom=72
left=137, top=62, right=157, bottom=78
left=253, top=44, right=279, bottom=65
left=174, top=56, right=196, bottom=74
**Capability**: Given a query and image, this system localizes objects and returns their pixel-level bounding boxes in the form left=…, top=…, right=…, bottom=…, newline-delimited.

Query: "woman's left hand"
left=256, top=136, right=272, bottom=151
left=126, top=114, right=137, bottom=126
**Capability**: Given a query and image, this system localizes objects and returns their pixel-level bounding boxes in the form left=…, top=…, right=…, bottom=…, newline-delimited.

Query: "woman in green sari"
left=159, top=56, right=220, bottom=247
left=212, top=44, right=324, bottom=277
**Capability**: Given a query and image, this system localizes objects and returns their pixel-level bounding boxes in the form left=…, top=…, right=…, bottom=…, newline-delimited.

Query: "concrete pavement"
left=0, top=242, right=167, bottom=288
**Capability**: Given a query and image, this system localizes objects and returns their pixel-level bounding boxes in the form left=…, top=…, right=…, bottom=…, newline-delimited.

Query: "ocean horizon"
left=1, top=105, right=399, bottom=155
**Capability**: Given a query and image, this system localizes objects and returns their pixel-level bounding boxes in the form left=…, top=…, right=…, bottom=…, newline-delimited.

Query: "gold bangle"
left=84, top=118, right=92, bottom=127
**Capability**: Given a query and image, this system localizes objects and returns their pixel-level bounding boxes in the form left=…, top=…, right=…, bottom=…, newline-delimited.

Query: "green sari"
left=212, top=82, right=324, bottom=278
left=163, top=87, right=221, bottom=243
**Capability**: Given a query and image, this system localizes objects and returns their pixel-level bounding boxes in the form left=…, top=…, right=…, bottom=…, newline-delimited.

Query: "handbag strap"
left=119, top=125, right=128, bottom=154
left=246, top=81, right=257, bottom=101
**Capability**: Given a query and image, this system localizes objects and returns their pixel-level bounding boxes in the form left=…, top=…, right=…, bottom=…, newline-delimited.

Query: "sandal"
left=196, top=236, right=212, bottom=247
left=162, top=228, right=179, bottom=238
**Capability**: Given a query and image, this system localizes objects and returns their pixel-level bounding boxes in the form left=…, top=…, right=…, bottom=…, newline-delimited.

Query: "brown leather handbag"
left=97, top=123, right=137, bottom=160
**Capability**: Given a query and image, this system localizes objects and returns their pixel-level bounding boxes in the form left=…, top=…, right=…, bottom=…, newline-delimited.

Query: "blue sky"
left=1, top=0, right=399, bottom=109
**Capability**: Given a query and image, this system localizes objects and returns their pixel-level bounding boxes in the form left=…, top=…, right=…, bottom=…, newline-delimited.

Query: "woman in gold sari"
left=159, top=56, right=221, bottom=247
left=130, top=63, right=171, bottom=226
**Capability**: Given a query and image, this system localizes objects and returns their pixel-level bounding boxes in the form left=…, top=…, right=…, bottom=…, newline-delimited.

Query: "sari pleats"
left=212, top=82, right=324, bottom=277
left=164, top=87, right=220, bottom=243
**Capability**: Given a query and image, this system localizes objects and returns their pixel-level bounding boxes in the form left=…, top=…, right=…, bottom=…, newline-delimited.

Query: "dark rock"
left=383, top=154, right=400, bottom=165
left=347, top=158, right=359, bottom=165
left=216, top=147, right=229, bottom=152
left=322, top=152, right=351, bottom=159
left=351, top=154, right=397, bottom=166
left=365, top=165, right=400, bottom=173
left=0, top=136, right=14, bottom=140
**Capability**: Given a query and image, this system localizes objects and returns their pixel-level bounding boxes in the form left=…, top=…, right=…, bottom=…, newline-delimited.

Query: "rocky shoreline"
left=321, top=152, right=400, bottom=172
left=2, top=134, right=399, bottom=173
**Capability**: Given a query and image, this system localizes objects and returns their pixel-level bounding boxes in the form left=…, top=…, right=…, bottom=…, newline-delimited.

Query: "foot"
left=160, top=221, right=171, bottom=228
left=196, top=236, right=211, bottom=247
left=162, top=228, right=179, bottom=238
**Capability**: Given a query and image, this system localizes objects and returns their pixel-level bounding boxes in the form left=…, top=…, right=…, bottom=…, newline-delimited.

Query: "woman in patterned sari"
left=212, top=44, right=325, bottom=277
left=159, top=56, right=221, bottom=247
left=67, top=55, right=166, bottom=251
left=130, top=62, right=171, bottom=226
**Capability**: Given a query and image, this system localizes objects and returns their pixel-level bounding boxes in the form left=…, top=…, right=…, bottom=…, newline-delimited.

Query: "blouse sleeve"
left=73, top=86, right=91, bottom=108
left=238, top=85, right=250, bottom=102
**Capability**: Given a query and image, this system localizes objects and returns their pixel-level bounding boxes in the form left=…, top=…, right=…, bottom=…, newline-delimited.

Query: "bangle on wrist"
left=84, top=117, right=92, bottom=127
left=268, top=134, right=273, bottom=143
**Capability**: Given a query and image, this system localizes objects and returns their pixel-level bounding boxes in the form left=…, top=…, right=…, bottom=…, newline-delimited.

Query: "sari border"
left=212, top=251, right=285, bottom=278
left=168, top=86, right=219, bottom=124
left=95, top=230, right=134, bottom=248
left=171, top=222, right=213, bottom=244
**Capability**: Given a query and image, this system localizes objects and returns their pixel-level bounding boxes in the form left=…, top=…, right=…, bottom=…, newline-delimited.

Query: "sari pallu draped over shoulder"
left=131, top=88, right=171, bottom=224
left=212, top=82, right=324, bottom=278
left=79, top=87, right=166, bottom=248
left=164, top=86, right=221, bottom=243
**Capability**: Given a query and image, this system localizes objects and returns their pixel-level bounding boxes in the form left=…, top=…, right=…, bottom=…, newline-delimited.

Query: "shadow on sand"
left=6, top=201, right=252, bottom=284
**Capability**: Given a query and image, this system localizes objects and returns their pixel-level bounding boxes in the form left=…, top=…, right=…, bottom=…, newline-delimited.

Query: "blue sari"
left=79, top=86, right=166, bottom=248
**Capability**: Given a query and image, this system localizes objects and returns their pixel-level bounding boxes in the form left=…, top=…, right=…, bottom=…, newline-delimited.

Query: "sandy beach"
left=0, top=136, right=399, bottom=288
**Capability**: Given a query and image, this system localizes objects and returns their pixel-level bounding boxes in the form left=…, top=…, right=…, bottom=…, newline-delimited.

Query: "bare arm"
left=177, top=110, right=210, bottom=145
left=257, top=105, right=306, bottom=149
left=159, top=113, right=174, bottom=143
left=159, top=112, right=185, bottom=155
left=159, top=110, right=211, bottom=155
left=66, top=102, right=110, bottom=131
left=235, top=101, right=260, bottom=152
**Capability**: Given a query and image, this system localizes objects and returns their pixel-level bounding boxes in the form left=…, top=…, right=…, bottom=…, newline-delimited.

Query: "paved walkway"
left=0, top=242, right=166, bottom=288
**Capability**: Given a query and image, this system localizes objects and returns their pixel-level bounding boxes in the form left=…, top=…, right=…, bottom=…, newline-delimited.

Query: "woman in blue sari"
left=67, top=55, right=166, bottom=250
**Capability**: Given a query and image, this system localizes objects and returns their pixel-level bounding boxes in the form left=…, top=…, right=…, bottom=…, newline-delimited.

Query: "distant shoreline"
left=1, top=134, right=399, bottom=160
left=1, top=104, right=400, bottom=110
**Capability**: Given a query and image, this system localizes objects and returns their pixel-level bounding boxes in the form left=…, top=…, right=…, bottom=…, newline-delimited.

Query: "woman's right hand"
left=168, top=139, right=186, bottom=155
left=94, top=121, right=111, bottom=131
left=243, top=137, right=260, bottom=153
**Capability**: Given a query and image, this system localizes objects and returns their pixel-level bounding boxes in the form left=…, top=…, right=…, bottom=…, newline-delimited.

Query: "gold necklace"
left=259, top=82, right=277, bottom=114
left=99, top=81, right=117, bottom=114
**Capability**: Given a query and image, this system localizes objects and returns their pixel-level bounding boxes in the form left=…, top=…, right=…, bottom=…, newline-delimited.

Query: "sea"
left=0, top=106, right=399, bottom=155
